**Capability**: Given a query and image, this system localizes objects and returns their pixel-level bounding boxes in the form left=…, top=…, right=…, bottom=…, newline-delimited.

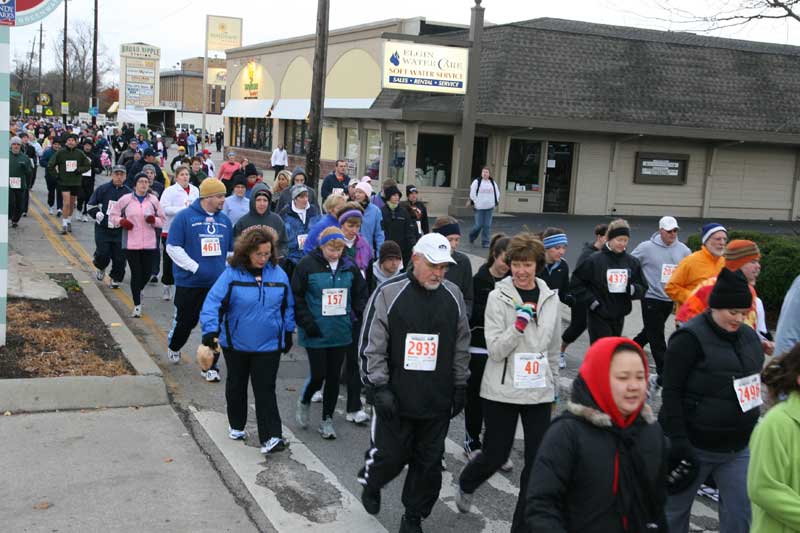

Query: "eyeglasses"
left=251, top=252, right=270, bottom=259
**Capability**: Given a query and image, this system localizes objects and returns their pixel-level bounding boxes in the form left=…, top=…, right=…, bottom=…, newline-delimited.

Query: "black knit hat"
left=709, top=268, right=752, bottom=309
left=379, top=240, right=402, bottom=262
left=383, top=185, right=402, bottom=201
left=244, top=163, right=258, bottom=177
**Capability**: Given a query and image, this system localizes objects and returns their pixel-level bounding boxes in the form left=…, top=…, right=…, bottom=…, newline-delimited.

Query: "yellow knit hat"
left=199, top=178, right=226, bottom=198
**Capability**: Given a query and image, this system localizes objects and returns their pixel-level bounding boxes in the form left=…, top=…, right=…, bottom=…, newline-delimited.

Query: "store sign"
left=4, top=0, right=63, bottom=27
left=635, top=152, right=689, bottom=185
left=243, top=61, right=259, bottom=99
left=120, top=43, right=160, bottom=59
left=120, top=45, right=160, bottom=108
left=208, top=67, right=227, bottom=86
left=207, top=15, right=242, bottom=52
left=382, top=41, right=468, bottom=95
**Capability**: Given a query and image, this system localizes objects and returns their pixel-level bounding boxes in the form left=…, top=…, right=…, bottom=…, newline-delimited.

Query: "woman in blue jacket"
left=293, top=226, right=368, bottom=440
left=354, top=180, right=384, bottom=254
left=200, top=227, right=296, bottom=455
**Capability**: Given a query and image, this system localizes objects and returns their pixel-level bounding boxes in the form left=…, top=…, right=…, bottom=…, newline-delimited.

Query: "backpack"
left=470, top=177, right=499, bottom=207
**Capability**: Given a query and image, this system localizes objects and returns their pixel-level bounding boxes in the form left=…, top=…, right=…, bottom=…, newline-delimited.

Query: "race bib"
left=321, top=288, right=347, bottom=316
left=106, top=200, right=118, bottom=228
left=66, top=160, right=77, bottom=172
left=9, top=177, right=21, bottom=189
left=416, top=221, right=422, bottom=235
left=734, top=374, right=763, bottom=412
left=332, top=188, right=344, bottom=196
left=297, top=234, right=308, bottom=249
left=513, top=352, right=549, bottom=389
left=201, top=237, right=221, bottom=257
left=606, top=269, right=628, bottom=293
left=404, top=333, right=439, bottom=371
left=660, top=264, right=677, bottom=284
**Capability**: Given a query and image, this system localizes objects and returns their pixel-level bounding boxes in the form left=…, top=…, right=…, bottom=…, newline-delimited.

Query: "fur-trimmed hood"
left=566, top=400, right=656, bottom=428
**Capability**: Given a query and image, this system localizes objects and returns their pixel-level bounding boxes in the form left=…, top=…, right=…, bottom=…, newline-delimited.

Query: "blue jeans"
left=469, top=208, right=494, bottom=247
left=665, top=446, right=751, bottom=533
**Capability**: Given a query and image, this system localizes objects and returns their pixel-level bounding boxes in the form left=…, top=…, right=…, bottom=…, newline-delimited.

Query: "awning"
left=324, top=97, right=375, bottom=109
left=222, top=99, right=273, bottom=118
left=271, top=98, right=310, bottom=120
left=107, top=101, right=119, bottom=114
left=117, top=108, right=148, bottom=126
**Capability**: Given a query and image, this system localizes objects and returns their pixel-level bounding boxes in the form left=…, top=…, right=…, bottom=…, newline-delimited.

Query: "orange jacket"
left=664, top=247, right=725, bottom=305
left=676, top=276, right=757, bottom=327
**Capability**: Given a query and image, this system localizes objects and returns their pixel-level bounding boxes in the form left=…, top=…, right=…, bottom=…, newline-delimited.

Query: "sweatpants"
left=45, top=173, right=63, bottom=210
left=587, top=312, right=624, bottom=344
left=160, top=235, right=174, bottom=286
left=77, top=175, right=95, bottom=214
left=459, top=399, right=551, bottom=533
left=168, top=285, right=212, bottom=355
left=666, top=447, right=751, bottom=533
left=358, top=414, right=450, bottom=519
left=21, top=169, right=36, bottom=214
left=300, top=346, right=347, bottom=419
left=464, top=353, right=488, bottom=453
left=223, top=348, right=282, bottom=444
left=561, top=301, right=588, bottom=345
left=124, top=249, right=157, bottom=305
left=344, top=332, right=363, bottom=413
left=9, top=188, right=25, bottom=223
left=632, top=298, right=674, bottom=383
left=94, top=236, right=126, bottom=282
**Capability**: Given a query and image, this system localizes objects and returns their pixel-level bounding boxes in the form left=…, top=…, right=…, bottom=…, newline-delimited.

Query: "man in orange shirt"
left=665, top=222, right=727, bottom=306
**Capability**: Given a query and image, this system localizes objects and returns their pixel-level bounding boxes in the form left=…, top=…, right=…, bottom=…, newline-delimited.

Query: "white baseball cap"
left=413, top=233, right=456, bottom=264
left=659, top=216, right=679, bottom=231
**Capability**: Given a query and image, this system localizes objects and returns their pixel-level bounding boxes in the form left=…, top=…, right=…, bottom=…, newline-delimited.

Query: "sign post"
left=203, top=15, right=242, bottom=150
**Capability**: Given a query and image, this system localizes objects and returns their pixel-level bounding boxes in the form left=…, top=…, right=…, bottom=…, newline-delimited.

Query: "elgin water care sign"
left=382, top=41, right=469, bottom=95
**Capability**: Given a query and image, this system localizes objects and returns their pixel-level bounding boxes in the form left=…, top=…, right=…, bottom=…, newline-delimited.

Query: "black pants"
left=358, top=414, right=450, bottom=519
left=273, top=165, right=285, bottom=174
left=160, top=236, right=174, bottom=286
left=168, top=286, right=212, bottom=354
left=344, top=330, right=363, bottom=413
left=633, top=298, right=674, bottom=382
left=301, top=346, right=347, bottom=419
left=22, top=169, right=36, bottom=214
left=150, top=241, right=160, bottom=278
left=459, top=400, right=551, bottom=533
left=9, top=188, right=25, bottom=223
left=124, top=249, right=157, bottom=305
left=223, top=348, right=282, bottom=443
left=464, top=353, right=488, bottom=452
left=587, top=312, right=624, bottom=344
left=45, top=173, right=63, bottom=210
left=77, top=175, right=94, bottom=213
left=94, top=235, right=126, bottom=282
left=561, top=301, right=588, bottom=345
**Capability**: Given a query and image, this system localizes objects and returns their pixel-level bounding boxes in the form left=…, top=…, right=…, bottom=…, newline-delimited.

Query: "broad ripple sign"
left=1, top=0, right=63, bottom=27
left=382, top=41, right=469, bottom=95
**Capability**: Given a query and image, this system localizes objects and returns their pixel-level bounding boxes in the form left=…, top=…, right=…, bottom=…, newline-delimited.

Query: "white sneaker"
left=204, top=369, right=221, bottom=382
left=131, top=305, right=142, bottom=318
left=81, top=214, right=89, bottom=222
left=311, top=390, right=323, bottom=403
left=558, top=352, right=567, bottom=369
left=346, top=410, right=370, bottom=425
left=95, top=269, right=105, bottom=281
left=161, top=285, right=172, bottom=300
left=110, top=281, right=120, bottom=289
left=261, top=437, right=287, bottom=454
left=500, top=458, right=514, bottom=472
left=56, top=209, right=62, bottom=217
left=228, top=427, right=247, bottom=440
left=48, top=206, right=55, bottom=215
left=648, top=374, right=662, bottom=400
left=167, top=348, right=181, bottom=364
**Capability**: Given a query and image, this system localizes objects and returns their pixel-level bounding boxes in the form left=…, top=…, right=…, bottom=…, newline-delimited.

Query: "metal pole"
left=201, top=15, right=208, bottom=151
left=37, top=23, right=43, bottom=112
left=1, top=25, right=10, bottom=346
left=306, top=0, right=329, bottom=190
left=456, top=0, right=483, bottom=191
left=62, top=0, right=68, bottom=123
left=91, top=0, right=98, bottom=128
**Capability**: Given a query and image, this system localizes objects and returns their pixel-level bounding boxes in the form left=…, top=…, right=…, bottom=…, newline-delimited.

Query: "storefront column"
left=272, top=118, right=282, bottom=151
left=403, top=123, right=419, bottom=185
left=701, top=145, right=718, bottom=219
left=791, top=148, right=800, bottom=221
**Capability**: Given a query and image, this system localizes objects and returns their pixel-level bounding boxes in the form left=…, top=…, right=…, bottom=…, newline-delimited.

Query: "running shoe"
left=204, top=369, right=220, bottom=382
left=167, top=348, right=181, bottom=364
left=296, top=398, right=309, bottom=428
left=361, top=486, right=381, bottom=515
left=95, top=269, right=105, bottom=281
left=319, top=417, right=336, bottom=439
left=311, top=390, right=323, bottom=403
left=11, top=222, right=17, bottom=228
left=131, top=305, right=142, bottom=318
left=81, top=214, right=89, bottom=222
left=228, top=428, right=247, bottom=440
left=56, top=209, right=62, bottom=217
left=648, top=374, right=662, bottom=400
left=66, top=222, right=72, bottom=233
left=346, top=410, right=370, bottom=425
left=558, top=352, right=567, bottom=369
left=48, top=206, right=55, bottom=215
left=60, top=224, right=68, bottom=235
left=161, top=285, right=171, bottom=301
left=21, top=212, right=26, bottom=218
left=261, top=437, right=287, bottom=454
left=500, top=458, right=514, bottom=472
left=110, top=281, right=120, bottom=289
left=455, top=485, right=473, bottom=514
left=399, top=514, right=423, bottom=533
left=149, top=275, right=158, bottom=284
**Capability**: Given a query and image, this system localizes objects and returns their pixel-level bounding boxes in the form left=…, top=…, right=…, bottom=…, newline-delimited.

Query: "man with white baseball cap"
left=357, top=232, right=469, bottom=532
left=631, top=216, right=691, bottom=392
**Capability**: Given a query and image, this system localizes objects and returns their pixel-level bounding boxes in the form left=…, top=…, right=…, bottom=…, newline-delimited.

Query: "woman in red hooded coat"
left=525, top=337, right=667, bottom=532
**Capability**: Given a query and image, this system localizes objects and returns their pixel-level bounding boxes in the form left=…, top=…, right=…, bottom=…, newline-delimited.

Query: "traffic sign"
left=45, top=108, right=53, bottom=116
left=35, top=104, right=42, bottom=113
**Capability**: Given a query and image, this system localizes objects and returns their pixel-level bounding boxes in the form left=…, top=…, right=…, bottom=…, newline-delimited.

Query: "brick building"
left=160, top=57, right=227, bottom=114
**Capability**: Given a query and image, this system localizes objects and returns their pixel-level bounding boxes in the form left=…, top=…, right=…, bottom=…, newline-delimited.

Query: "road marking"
left=443, top=438, right=518, bottom=497
left=192, top=408, right=387, bottom=533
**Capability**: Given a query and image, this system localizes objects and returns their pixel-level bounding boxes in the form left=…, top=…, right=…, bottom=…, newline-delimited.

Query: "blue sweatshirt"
left=222, top=194, right=250, bottom=226
left=167, top=199, right=233, bottom=288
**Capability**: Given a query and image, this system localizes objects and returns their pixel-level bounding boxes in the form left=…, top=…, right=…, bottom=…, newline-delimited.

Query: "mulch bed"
left=0, top=274, right=135, bottom=379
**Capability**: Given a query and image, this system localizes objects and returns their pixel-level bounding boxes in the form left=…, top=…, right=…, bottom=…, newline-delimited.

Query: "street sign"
left=89, top=106, right=98, bottom=117
left=60, top=101, right=69, bottom=115
left=35, top=104, right=42, bottom=113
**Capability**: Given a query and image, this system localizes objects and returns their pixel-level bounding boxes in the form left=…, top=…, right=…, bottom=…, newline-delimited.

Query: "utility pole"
left=37, top=23, right=44, bottom=112
left=62, top=0, right=68, bottom=123
left=201, top=15, right=209, bottom=151
left=306, top=0, right=329, bottom=190
left=23, top=34, right=36, bottom=114
left=91, top=0, right=98, bottom=128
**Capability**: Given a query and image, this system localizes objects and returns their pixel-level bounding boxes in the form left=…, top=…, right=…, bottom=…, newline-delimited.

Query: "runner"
left=222, top=174, right=249, bottom=226
left=159, top=165, right=199, bottom=301
left=47, top=133, right=92, bottom=235
left=275, top=167, right=318, bottom=213
left=665, top=222, right=727, bottom=308
left=233, top=183, right=288, bottom=259
left=380, top=185, right=418, bottom=267
left=293, top=227, right=368, bottom=439
left=8, top=136, right=33, bottom=229
left=536, top=228, right=574, bottom=369
left=165, top=178, right=233, bottom=382
left=77, top=139, right=102, bottom=222
left=200, top=226, right=296, bottom=454
left=303, top=193, right=347, bottom=254
left=775, top=274, right=800, bottom=357
left=87, top=165, right=132, bottom=289
left=108, top=173, right=165, bottom=318
left=455, top=232, right=560, bottom=533
left=320, top=159, right=350, bottom=203
left=280, top=184, right=321, bottom=281
left=402, top=185, right=429, bottom=236
left=365, top=240, right=405, bottom=293
left=358, top=233, right=470, bottom=533
left=39, top=137, right=63, bottom=216
left=353, top=181, right=384, bottom=254
left=433, top=217, right=474, bottom=315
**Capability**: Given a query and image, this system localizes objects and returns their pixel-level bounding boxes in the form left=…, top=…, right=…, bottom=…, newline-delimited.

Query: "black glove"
left=451, top=386, right=467, bottom=419
left=282, top=331, right=294, bottom=354
left=366, top=386, right=398, bottom=421
left=666, top=437, right=699, bottom=494
left=201, top=332, right=219, bottom=350
left=304, top=323, right=322, bottom=338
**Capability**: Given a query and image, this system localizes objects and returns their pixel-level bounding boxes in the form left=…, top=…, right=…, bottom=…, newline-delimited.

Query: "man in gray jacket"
left=631, top=216, right=690, bottom=389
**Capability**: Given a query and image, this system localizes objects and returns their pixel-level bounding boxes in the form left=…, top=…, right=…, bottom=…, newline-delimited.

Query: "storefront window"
left=283, top=120, right=308, bottom=155
left=365, top=130, right=381, bottom=180
left=507, top=139, right=542, bottom=192
left=388, top=131, right=405, bottom=183
left=345, top=128, right=359, bottom=176
left=415, top=134, right=453, bottom=187
left=230, top=118, right=272, bottom=151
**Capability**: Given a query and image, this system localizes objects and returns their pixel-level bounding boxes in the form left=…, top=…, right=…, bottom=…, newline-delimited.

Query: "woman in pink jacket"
left=109, top=173, right=165, bottom=317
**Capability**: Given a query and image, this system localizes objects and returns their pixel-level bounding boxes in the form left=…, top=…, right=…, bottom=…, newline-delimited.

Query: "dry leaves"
left=32, top=501, right=52, bottom=510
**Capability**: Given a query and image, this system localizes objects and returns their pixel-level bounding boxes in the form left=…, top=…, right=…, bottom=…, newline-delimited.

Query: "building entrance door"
left=543, top=142, right=574, bottom=213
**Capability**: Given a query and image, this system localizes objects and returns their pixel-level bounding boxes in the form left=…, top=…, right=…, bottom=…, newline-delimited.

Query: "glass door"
left=543, top=142, right=574, bottom=213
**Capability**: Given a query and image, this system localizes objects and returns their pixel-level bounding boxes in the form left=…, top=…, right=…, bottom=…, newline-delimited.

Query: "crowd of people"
left=9, top=115, right=800, bottom=533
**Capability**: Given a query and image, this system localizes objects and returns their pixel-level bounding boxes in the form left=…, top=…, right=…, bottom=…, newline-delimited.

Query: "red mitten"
left=119, top=218, right=134, bottom=230
left=145, top=215, right=156, bottom=224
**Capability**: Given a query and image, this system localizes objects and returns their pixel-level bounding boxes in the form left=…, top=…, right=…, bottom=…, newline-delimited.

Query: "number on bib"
left=321, top=288, right=348, bottom=316
left=660, top=264, right=677, bottom=284
left=513, top=352, right=549, bottom=389
left=606, top=269, right=628, bottom=293
left=66, top=160, right=78, bottom=172
left=404, top=333, right=439, bottom=371
left=733, top=374, right=763, bottom=412
left=297, top=234, right=308, bottom=249
left=9, top=177, right=21, bottom=189
left=201, top=237, right=221, bottom=257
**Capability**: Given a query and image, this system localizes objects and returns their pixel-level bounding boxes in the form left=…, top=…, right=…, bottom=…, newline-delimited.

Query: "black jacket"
left=469, top=263, right=508, bottom=349
left=401, top=200, right=429, bottom=235
left=380, top=205, right=418, bottom=266
left=571, top=245, right=647, bottom=320
left=659, top=312, right=764, bottom=452
left=539, top=260, right=575, bottom=307
left=576, top=242, right=599, bottom=269
left=526, top=378, right=667, bottom=533
left=445, top=251, right=474, bottom=317
left=320, top=172, right=350, bottom=202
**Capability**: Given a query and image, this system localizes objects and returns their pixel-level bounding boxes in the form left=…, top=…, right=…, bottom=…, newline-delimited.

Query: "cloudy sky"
left=10, top=0, right=800, bottom=82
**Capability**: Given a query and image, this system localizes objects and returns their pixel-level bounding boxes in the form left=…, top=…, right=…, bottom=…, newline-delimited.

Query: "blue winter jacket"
left=281, top=203, right=321, bottom=266
left=200, top=263, right=296, bottom=353
left=302, top=213, right=339, bottom=254
left=359, top=202, right=385, bottom=256
left=167, top=199, right=234, bottom=288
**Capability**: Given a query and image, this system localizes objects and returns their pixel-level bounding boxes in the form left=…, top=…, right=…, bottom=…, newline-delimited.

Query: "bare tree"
left=642, top=0, right=800, bottom=31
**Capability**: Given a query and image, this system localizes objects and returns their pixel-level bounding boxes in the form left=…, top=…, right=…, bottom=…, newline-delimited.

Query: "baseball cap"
left=413, top=233, right=456, bottom=265
left=111, top=165, right=127, bottom=174
left=178, top=146, right=185, bottom=151
left=659, top=216, right=679, bottom=231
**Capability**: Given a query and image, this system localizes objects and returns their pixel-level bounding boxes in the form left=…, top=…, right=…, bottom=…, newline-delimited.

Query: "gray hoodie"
left=233, top=182, right=288, bottom=257
left=631, top=232, right=691, bottom=301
